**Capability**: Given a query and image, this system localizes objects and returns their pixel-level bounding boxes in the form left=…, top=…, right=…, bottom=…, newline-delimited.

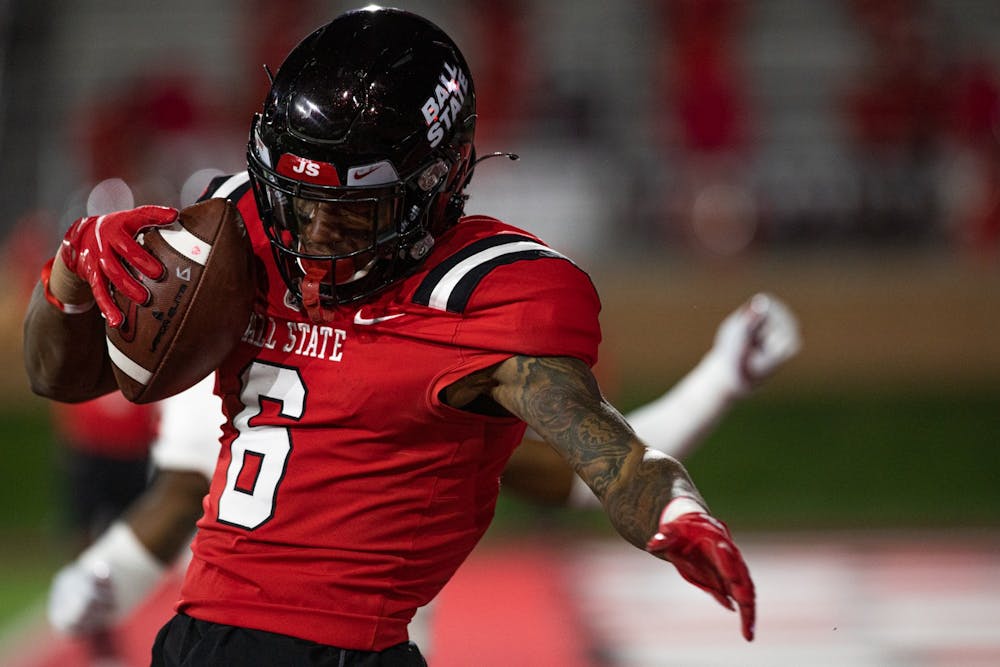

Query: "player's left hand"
left=48, top=561, right=116, bottom=635
left=647, top=498, right=756, bottom=641
left=711, top=292, right=801, bottom=396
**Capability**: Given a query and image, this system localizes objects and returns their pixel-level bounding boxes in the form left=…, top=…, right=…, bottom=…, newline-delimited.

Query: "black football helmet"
left=247, top=7, right=477, bottom=315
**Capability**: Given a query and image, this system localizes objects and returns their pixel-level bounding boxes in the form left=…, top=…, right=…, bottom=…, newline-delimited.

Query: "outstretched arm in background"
left=501, top=292, right=800, bottom=508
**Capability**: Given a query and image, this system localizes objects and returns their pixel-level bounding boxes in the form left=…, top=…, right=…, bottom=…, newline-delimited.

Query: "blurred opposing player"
left=47, top=374, right=221, bottom=636
left=47, top=293, right=799, bottom=641
left=49, top=393, right=159, bottom=552
left=27, top=8, right=765, bottom=664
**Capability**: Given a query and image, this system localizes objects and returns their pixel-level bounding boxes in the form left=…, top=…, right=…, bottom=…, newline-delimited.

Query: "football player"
left=46, top=294, right=800, bottom=639
left=26, top=8, right=765, bottom=665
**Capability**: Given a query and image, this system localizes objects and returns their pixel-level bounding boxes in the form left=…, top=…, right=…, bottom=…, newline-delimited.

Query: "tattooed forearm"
left=491, top=355, right=705, bottom=547
left=492, top=356, right=626, bottom=480
left=603, top=450, right=704, bottom=547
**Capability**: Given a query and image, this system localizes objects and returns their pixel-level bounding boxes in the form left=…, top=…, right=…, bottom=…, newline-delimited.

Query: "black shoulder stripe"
left=196, top=171, right=252, bottom=203
left=413, top=233, right=570, bottom=313
left=441, top=248, right=564, bottom=313
left=418, top=234, right=534, bottom=291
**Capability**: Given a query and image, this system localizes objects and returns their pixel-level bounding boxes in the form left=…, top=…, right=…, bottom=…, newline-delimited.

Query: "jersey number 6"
left=217, top=361, right=304, bottom=529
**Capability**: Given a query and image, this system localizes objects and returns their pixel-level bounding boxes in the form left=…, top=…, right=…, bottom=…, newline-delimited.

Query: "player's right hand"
left=710, top=292, right=801, bottom=396
left=59, top=206, right=178, bottom=327
left=47, top=561, right=116, bottom=635
left=647, top=499, right=756, bottom=641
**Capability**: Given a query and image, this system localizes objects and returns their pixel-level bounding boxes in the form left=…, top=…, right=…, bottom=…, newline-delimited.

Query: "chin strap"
left=300, top=266, right=336, bottom=323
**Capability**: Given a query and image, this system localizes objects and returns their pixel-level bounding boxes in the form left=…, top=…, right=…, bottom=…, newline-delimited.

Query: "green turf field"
left=492, top=385, right=1000, bottom=534
left=2, top=387, right=999, bottom=628
left=682, top=386, right=1000, bottom=529
left=0, top=404, right=64, bottom=629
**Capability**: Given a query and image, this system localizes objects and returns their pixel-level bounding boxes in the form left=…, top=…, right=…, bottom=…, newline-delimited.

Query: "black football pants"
left=151, top=613, right=427, bottom=666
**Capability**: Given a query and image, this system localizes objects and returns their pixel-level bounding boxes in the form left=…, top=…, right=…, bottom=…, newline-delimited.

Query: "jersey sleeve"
left=408, top=220, right=604, bottom=404
left=150, top=373, right=223, bottom=480
left=457, top=256, right=602, bottom=364
left=427, top=252, right=602, bottom=399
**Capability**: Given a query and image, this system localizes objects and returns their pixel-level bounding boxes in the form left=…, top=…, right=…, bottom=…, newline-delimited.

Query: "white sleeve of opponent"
left=150, top=373, right=224, bottom=481
left=48, top=521, right=164, bottom=634
left=568, top=293, right=801, bottom=509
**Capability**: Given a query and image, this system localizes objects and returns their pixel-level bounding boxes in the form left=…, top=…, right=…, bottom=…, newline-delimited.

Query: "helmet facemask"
left=248, top=115, right=458, bottom=321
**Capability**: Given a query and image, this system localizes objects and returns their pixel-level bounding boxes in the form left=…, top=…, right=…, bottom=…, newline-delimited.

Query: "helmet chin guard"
left=247, top=7, right=477, bottom=312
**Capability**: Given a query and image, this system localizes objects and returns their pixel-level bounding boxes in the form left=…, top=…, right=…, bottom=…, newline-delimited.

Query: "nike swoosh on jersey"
left=353, top=310, right=406, bottom=326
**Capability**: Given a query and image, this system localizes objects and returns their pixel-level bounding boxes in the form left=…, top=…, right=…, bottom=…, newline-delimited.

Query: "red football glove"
left=647, top=499, right=756, bottom=641
left=59, top=206, right=178, bottom=327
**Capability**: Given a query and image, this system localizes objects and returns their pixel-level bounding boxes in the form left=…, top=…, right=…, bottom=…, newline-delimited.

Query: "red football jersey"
left=177, top=173, right=601, bottom=650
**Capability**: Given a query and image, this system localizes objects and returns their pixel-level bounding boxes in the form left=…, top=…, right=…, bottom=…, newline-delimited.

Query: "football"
left=106, top=198, right=256, bottom=403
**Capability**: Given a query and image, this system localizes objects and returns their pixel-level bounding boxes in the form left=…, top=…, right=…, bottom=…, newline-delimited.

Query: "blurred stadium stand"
left=0, top=0, right=998, bottom=254
left=1, top=0, right=998, bottom=396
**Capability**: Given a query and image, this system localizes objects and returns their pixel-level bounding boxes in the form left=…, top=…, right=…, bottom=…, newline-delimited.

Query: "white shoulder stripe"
left=427, top=240, right=566, bottom=311
left=158, top=223, right=211, bottom=266
left=106, top=338, right=152, bottom=385
left=210, top=171, right=250, bottom=199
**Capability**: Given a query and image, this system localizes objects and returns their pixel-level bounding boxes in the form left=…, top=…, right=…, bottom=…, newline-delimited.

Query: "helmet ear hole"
left=417, top=160, right=450, bottom=192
